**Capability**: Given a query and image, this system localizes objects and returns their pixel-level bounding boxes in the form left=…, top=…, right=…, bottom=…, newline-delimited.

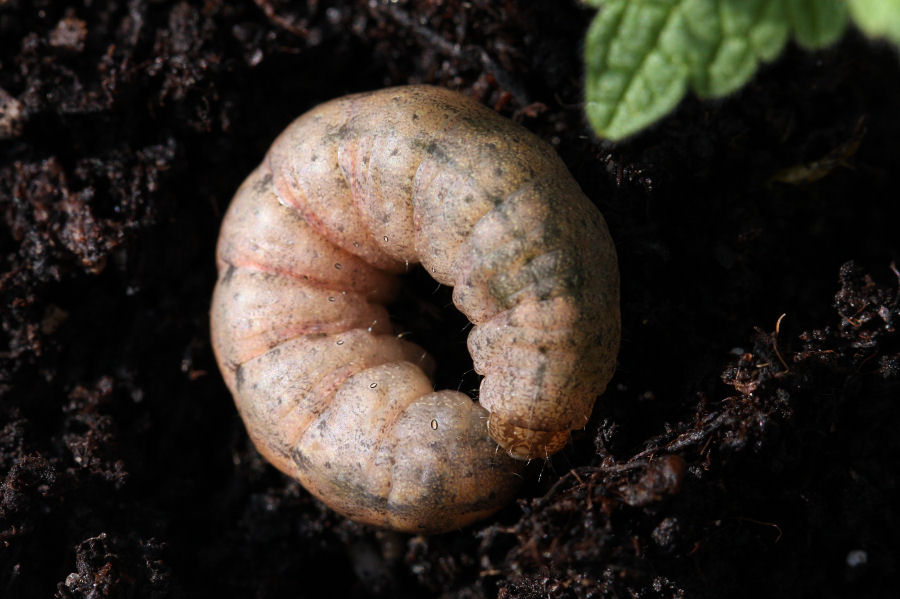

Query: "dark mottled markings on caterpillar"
left=211, top=86, right=620, bottom=533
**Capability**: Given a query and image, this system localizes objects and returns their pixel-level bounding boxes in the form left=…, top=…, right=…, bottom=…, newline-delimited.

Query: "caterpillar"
left=211, top=86, right=620, bottom=533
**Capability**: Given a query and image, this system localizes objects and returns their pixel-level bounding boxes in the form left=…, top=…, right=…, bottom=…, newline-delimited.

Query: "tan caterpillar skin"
left=211, top=86, right=620, bottom=533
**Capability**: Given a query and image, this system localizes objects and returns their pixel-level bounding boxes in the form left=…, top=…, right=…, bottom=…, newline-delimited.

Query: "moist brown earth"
left=1, top=1, right=898, bottom=598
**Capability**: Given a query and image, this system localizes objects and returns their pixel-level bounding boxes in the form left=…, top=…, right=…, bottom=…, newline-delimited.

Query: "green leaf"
left=679, top=0, right=791, bottom=97
left=584, top=0, right=851, bottom=140
left=849, top=0, right=900, bottom=45
left=786, top=0, right=848, bottom=47
left=584, top=0, right=689, bottom=140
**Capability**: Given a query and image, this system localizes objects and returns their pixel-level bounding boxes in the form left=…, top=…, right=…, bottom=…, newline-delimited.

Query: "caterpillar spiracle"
left=211, top=86, right=620, bottom=533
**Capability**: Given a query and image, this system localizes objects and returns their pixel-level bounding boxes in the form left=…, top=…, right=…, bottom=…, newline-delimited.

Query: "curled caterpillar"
left=211, top=86, right=620, bottom=533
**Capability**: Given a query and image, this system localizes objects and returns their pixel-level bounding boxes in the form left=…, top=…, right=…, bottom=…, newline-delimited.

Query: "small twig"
left=736, top=516, right=783, bottom=543
left=773, top=313, right=790, bottom=374
left=629, top=410, right=732, bottom=458
left=254, top=0, right=308, bottom=38
left=377, top=3, right=531, bottom=107
left=535, top=462, right=647, bottom=507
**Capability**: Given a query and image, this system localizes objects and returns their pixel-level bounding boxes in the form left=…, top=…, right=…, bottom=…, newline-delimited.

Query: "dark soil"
left=2, top=1, right=899, bottom=598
